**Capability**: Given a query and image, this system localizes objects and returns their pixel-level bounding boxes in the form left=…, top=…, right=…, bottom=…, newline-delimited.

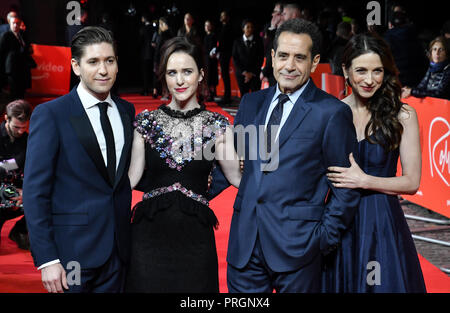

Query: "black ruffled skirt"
left=125, top=192, right=219, bottom=293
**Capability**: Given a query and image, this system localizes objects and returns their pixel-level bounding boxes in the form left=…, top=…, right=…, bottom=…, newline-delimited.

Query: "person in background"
left=0, top=11, right=18, bottom=37
left=216, top=10, right=234, bottom=105
left=177, top=12, right=201, bottom=48
left=203, top=20, right=218, bottom=101
left=280, top=3, right=302, bottom=24
left=383, top=11, right=427, bottom=87
left=261, top=2, right=284, bottom=87
left=402, top=36, right=450, bottom=100
left=0, top=16, right=35, bottom=100
left=232, top=19, right=264, bottom=98
left=152, top=16, right=173, bottom=99
left=317, top=10, right=336, bottom=63
left=328, top=21, right=352, bottom=76
left=138, top=13, right=154, bottom=96
left=0, top=99, right=31, bottom=250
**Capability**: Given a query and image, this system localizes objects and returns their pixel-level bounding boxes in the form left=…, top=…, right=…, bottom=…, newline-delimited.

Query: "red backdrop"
left=30, top=44, right=71, bottom=95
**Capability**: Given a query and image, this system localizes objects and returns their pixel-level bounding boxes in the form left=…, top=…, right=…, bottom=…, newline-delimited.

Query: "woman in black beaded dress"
left=125, top=37, right=241, bottom=293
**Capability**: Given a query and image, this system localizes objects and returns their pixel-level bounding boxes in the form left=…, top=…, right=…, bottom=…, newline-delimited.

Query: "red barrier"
left=310, top=63, right=331, bottom=91
left=321, top=73, right=346, bottom=99
left=401, top=97, right=450, bottom=218
left=30, top=44, right=71, bottom=96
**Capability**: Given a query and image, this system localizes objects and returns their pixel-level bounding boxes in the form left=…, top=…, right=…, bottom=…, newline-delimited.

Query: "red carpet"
left=0, top=95, right=449, bottom=293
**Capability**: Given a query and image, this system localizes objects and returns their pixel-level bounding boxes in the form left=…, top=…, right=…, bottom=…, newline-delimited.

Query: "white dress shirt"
left=264, top=79, right=310, bottom=139
left=37, top=83, right=125, bottom=270
left=76, top=83, right=124, bottom=170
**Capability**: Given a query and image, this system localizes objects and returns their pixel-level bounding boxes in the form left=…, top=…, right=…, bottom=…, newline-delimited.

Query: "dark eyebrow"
left=166, top=67, right=194, bottom=71
left=86, top=56, right=115, bottom=61
left=276, top=51, right=307, bottom=59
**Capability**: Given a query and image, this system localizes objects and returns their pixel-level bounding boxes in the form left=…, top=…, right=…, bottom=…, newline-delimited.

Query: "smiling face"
left=344, top=52, right=384, bottom=99
left=272, top=31, right=320, bottom=94
left=71, top=42, right=118, bottom=101
left=165, top=52, right=203, bottom=104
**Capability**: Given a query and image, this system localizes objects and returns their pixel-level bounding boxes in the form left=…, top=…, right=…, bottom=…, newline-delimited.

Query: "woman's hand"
left=327, top=153, right=367, bottom=189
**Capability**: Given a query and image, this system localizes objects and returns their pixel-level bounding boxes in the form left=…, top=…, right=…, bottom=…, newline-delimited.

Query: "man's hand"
left=242, top=71, right=254, bottom=83
left=41, top=263, right=69, bottom=293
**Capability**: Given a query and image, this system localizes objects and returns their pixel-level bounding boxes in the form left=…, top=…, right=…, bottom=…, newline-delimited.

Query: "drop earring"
left=344, top=77, right=350, bottom=97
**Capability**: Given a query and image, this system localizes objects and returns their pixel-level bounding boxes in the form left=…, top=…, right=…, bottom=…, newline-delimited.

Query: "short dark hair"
left=71, top=26, right=117, bottom=62
left=6, top=99, right=32, bottom=122
left=241, top=19, right=253, bottom=30
left=158, top=36, right=204, bottom=93
left=284, top=3, right=301, bottom=11
left=273, top=18, right=322, bottom=59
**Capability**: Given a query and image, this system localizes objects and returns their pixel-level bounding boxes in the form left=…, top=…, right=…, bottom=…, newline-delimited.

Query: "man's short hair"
left=71, top=26, right=117, bottom=62
left=6, top=11, right=18, bottom=23
left=273, top=18, right=322, bottom=59
left=284, top=3, right=301, bottom=12
left=6, top=100, right=32, bottom=122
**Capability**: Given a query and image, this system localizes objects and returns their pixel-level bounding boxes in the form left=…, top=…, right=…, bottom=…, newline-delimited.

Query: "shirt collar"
left=76, top=83, right=114, bottom=109
left=243, top=34, right=254, bottom=41
left=272, top=79, right=310, bottom=105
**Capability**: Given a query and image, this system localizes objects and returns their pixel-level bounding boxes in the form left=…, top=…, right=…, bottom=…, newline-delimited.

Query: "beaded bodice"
left=133, top=105, right=229, bottom=199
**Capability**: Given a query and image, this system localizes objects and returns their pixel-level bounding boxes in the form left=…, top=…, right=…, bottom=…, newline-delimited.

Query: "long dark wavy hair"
left=342, top=33, right=404, bottom=151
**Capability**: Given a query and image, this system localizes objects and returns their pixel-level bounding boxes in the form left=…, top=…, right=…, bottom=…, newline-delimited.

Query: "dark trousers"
left=65, top=243, right=126, bottom=293
left=7, top=76, right=25, bottom=100
left=235, top=73, right=261, bottom=98
left=227, top=236, right=322, bottom=293
left=219, top=54, right=231, bottom=100
left=141, top=58, right=153, bottom=94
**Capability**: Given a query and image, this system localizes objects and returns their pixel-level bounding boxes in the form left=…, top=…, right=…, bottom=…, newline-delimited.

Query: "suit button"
left=257, top=199, right=264, bottom=204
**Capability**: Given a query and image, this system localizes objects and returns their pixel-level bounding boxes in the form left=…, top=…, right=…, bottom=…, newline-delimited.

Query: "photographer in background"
left=0, top=99, right=31, bottom=250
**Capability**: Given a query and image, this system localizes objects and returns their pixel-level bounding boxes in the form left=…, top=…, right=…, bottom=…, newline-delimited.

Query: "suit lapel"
left=113, top=98, right=132, bottom=189
left=68, top=89, right=112, bottom=186
left=277, top=80, right=315, bottom=149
